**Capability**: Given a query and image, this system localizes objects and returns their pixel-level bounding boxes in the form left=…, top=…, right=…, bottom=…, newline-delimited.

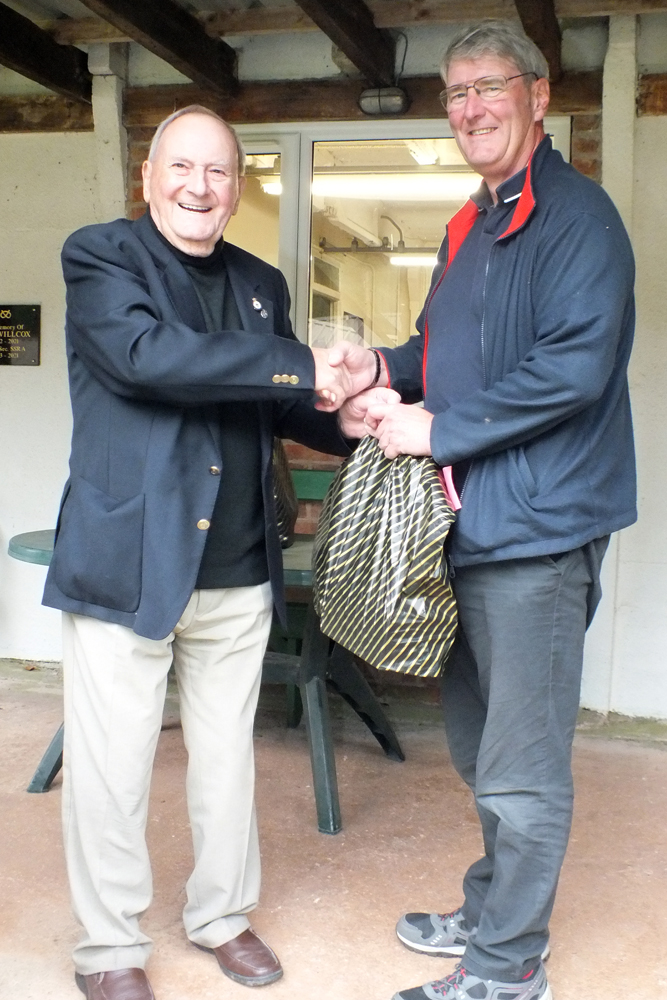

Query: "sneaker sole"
left=395, top=929, right=466, bottom=957
left=395, top=932, right=551, bottom=964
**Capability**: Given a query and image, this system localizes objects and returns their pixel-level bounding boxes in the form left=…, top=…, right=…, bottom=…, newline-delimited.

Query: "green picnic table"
left=9, top=507, right=404, bottom=834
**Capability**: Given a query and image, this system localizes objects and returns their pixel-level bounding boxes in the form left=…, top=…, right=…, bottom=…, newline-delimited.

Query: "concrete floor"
left=1, top=659, right=667, bottom=1000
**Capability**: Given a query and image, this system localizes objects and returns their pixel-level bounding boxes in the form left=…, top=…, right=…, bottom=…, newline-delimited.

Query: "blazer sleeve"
left=62, top=225, right=317, bottom=407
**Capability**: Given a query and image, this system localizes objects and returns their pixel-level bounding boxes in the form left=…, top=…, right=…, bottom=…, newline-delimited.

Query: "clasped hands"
left=311, top=342, right=433, bottom=459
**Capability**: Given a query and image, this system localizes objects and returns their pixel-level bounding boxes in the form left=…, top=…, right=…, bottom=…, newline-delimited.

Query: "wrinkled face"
left=445, top=54, right=550, bottom=195
left=142, top=113, right=245, bottom=256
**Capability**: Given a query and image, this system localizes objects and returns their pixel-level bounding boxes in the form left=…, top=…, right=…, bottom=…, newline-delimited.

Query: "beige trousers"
left=61, top=583, right=273, bottom=975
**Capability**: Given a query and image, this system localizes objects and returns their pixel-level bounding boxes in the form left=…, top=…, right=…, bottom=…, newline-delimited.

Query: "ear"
left=141, top=160, right=152, bottom=204
left=532, top=76, right=550, bottom=123
left=232, top=174, right=247, bottom=217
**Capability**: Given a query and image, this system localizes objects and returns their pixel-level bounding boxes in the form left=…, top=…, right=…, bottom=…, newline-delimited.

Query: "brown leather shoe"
left=208, top=928, right=283, bottom=987
left=75, top=968, right=156, bottom=1000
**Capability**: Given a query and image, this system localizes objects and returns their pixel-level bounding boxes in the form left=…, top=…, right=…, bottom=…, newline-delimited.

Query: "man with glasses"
left=335, top=19, right=636, bottom=1000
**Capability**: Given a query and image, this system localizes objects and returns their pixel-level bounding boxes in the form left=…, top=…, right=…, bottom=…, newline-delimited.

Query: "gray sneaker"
left=391, top=961, right=552, bottom=1000
left=395, top=909, right=471, bottom=957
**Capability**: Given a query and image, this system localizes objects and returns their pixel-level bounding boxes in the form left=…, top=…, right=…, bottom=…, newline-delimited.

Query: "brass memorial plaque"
left=0, top=305, right=41, bottom=366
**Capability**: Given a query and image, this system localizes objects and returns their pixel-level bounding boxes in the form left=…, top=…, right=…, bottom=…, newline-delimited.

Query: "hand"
left=366, top=402, right=434, bottom=459
left=328, top=342, right=389, bottom=396
left=311, top=347, right=353, bottom=410
left=338, top=386, right=401, bottom=439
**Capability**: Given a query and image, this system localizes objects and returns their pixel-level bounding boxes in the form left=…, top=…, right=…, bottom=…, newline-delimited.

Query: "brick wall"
left=571, top=113, right=602, bottom=184
left=283, top=441, right=343, bottom=534
left=127, top=126, right=153, bottom=219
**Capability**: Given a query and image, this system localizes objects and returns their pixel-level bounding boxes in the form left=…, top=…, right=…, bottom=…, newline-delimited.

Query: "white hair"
left=147, top=104, right=246, bottom=175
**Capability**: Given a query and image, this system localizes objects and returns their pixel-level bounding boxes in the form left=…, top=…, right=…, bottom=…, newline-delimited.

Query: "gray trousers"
left=441, top=538, right=608, bottom=982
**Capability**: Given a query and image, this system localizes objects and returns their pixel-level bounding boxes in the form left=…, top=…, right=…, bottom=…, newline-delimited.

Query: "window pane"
left=308, top=138, right=480, bottom=348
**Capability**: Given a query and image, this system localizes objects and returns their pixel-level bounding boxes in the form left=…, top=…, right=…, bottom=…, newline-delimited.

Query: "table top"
left=8, top=529, right=315, bottom=586
left=8, top=529, right=54, bottom=566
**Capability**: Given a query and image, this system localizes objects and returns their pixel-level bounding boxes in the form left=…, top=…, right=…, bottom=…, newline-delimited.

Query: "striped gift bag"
left=312, top=435, right=458, bottom=678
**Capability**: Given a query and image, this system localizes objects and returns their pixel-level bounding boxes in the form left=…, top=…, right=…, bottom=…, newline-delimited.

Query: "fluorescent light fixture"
left=261, top=181, right=282, bottom=195
left=390, top=255, right=438, bottom=268
left=311, top=173, right=479, bottom=202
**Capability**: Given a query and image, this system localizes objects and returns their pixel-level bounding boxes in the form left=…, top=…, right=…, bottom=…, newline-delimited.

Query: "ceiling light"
left=311, top=173, right=479, bottom=202
left=390, top=256, right=438, bottom=267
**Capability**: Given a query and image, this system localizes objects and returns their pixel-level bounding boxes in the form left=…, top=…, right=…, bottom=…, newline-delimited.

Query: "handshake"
left=310, top=342, right=434, bottom=458
left=311, top=341, right=397, bottom=439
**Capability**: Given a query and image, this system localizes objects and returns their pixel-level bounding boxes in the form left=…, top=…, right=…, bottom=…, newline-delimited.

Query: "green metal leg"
left=27, top=722, right=64, bottom=793
left=299, top=603, right=341, bottom=835
left=327, top=645, right=405, bottom=762
left=285, top=683, right=303, bottom=728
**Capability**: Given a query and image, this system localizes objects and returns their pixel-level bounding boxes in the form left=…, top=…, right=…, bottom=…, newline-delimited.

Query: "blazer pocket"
left=54, top=476, right=144, bottom=613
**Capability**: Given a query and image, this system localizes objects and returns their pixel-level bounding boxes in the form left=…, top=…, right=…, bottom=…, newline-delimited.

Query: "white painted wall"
left=1, top=19, right=667, bottom=717
left=0, top=133, right=99, bottom=661
left=580, top=15, right=667, bottom=719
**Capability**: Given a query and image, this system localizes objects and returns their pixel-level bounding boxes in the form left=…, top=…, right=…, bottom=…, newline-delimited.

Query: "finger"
left=376, top=387, right=401, bottom=405
left=366, top=403, right=392, bottom=421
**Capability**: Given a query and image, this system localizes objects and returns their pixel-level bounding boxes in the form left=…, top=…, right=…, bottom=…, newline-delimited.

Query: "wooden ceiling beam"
left=0, top=2, right=91, bottom=104
left=0, top=94, right=94, bottom=132
left=75, top=0, right=238, bottom=96
left=291, top=0, right=395, bottom=86
left=514, top=0, right=562, bottom=81
left=122, top=70, right=602, bottom=129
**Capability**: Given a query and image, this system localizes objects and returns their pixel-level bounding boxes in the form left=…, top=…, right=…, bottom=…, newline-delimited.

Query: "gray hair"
left=441, top=20, right=549, bottom=83
left=147, top=104, right=246, bottom=176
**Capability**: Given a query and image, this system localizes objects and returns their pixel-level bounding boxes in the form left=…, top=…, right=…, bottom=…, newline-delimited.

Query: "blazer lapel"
left=134, top=212, right=207, bottom=331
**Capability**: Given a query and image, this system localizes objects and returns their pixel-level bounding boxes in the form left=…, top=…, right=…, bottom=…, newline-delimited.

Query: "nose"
left=462, top=86, right=486, bottom=118
left=186, top=165, right=209, bottom=198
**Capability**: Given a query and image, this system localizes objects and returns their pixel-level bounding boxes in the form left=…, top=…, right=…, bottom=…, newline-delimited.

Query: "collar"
left=470, top=165, right=528, bottom=212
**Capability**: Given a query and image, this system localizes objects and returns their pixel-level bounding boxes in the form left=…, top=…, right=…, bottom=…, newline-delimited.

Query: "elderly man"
left=43, top=105, right=354, bottom=1000
left=336, top=20, right=636, bottom=1000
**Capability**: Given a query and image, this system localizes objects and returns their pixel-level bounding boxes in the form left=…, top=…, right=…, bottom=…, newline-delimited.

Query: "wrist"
left=367, top=348, right=382, bottom=388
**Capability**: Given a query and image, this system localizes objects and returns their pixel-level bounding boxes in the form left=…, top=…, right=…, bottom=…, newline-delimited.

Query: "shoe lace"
left=429, top=965, right=467, bottom=997
left=436, top=909, right=461, bottom=922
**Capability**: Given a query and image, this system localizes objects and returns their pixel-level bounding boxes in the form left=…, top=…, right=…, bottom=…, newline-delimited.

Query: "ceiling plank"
left=47, top=17, right=130, bottom=45
left=45, top=0, right=667, bottom=47
left=0, top=2, right=91, bottom=104
left=560, top=0, right=667, bottom=10
left=75, top=0, right=238, bottom=96
left=513, top=0, right=562, bottom=81
left=123, top=70, right=602, bottom=129
left=291, top=0, right=395, bottom=86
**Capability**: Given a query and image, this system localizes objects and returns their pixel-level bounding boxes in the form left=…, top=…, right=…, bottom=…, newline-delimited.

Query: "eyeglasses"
left=439, top=73, right=538, bottom=109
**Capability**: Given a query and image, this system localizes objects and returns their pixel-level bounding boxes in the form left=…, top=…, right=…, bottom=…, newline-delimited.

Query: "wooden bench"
left=8, top=470, right=404, bottom=834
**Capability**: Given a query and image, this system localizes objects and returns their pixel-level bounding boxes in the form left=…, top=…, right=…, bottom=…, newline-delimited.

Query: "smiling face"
left=445, top=54, right=550, bottom=199
left=142, top=113, right=245, bottom=256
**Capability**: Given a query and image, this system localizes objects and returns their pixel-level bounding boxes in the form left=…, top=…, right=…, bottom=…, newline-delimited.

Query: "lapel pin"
left=252, top=297, right=262, bottom=311
left=260, top=308, right=268, bottom=319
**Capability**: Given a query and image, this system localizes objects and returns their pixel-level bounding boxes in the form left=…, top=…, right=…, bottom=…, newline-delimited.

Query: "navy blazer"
left=43, top=212, right=349, bottom=639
